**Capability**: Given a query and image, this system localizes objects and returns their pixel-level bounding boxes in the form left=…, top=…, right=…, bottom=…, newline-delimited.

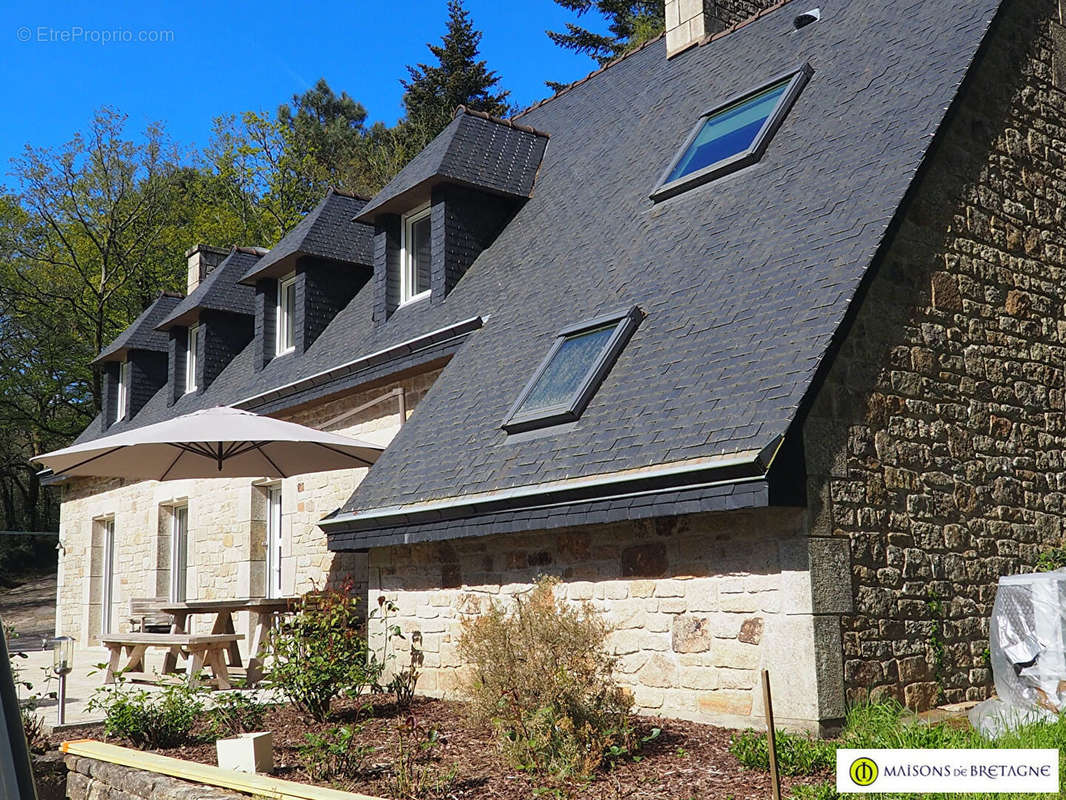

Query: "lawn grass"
left=731, top=700, right=1066, bottom=799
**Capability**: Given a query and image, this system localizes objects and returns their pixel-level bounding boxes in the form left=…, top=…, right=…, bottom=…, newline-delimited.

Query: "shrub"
left=87, top=677, right=205, bottom=748
left=729, top=728, right=835, bottom=776
left=298, top=723, right=374, bottom=781
left=206, top=690, right=270, bottom=739
left=266, top=586, right=383, bottom=722
left=790, top=782, right=840, bottom=800
left=389, top=715, right=456, bottom=799
left=1034, top=546, right=1066, bottom=572
left=458, top=576, right=633, bottom=781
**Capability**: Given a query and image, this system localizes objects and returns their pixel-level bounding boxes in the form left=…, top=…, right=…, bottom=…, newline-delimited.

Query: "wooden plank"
left=61, top=739, right=384, bottom=800
left=161, top=598, right=296, bottom=614
left=100, top=633, right=243, bottom=646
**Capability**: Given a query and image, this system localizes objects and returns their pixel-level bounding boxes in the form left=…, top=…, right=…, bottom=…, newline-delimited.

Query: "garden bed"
left=55, top=693, right=828, bottom=799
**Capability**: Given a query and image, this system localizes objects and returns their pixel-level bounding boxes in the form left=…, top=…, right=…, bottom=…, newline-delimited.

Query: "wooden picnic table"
left=160, top=597, right=297, bottom=686
left=100, top=633, right=244, bottom=690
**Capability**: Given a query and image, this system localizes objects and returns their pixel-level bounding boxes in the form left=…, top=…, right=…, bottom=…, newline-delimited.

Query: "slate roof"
left=355, top=108, right=550, bottom=221
left=93, top=293, right=183, bottom=364
left=157, top=248, right=264, bottom=330
left=239, top=189, right=374, bottom=285
left=74, top=0, right=1005, bottom=543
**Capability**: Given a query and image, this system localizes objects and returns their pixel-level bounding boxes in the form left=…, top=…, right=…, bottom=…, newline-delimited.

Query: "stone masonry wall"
left=366, top=507, right=835, bottom=732
left=804, top=0, right=1066, bottom=710
left=65, top=755, right=244, bottom=800
left=55, top=369, right=439, bottom=648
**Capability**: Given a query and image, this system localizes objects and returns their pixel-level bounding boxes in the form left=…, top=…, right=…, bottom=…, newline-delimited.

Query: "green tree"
left=401, top=0, right=511, bottom=137
left=203, top=110, right=318, bottom=243
left=278, top=78, right=368, bottom=192
left=547, top=0, right=664, bottom=69
left=1, top=108, right=183, bottom=412
left=0, top=109, right=188, bottom=531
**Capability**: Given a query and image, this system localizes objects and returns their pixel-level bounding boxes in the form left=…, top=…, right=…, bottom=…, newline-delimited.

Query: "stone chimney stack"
left=665, top=0, right=783, bottom=58
left=185, top=244, right=230, bottom=293
left=665, top=0, right=717, bottom=57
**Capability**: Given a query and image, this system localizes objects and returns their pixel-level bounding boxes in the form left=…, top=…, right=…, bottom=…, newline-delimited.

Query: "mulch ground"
left=55, top=693, right=829, bottom=799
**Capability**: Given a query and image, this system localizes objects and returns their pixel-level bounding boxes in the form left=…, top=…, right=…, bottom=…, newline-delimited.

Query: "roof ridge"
left=514, top=0, right=793, bottom=119
left=326, top=186, right=372, bottom=202
left=232, top=245, right=269, bottom=256
left=455, top=105, right=550, bottom=138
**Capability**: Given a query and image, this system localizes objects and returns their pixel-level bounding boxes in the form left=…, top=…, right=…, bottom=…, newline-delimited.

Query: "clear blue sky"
left=0, top=0, right=608, bottom=177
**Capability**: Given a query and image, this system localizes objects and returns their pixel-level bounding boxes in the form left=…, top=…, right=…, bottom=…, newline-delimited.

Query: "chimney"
left=185, top=244, right=230, bottom=293
left=665, top=0, right=782, bottom=57
left=666, top=0, right=716, bottom=57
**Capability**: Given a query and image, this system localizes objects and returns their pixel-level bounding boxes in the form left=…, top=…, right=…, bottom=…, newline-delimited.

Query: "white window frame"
left=169, top=504, right=189, bottom=603
left=185, top=324, right=199, bottom=394
left=275, top=273, right=297, bottom=356
left=399, top=205, right=432, bottom=306
left=114, top=360, right=130, bottom=422
left=266, top=485, right=283, bottom=599
left=99, top=516, right=116, bottom=636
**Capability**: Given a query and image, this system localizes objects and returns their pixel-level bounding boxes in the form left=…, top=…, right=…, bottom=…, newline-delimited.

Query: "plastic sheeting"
left=970, top=570, right=1066, bottom=738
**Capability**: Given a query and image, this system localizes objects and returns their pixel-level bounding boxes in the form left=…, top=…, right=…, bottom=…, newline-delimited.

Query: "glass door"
left=170, top=505, right=188, bottom=603
left=100, top=518, right=115, bottom=635
left=266, top=487, right=283, bottom=599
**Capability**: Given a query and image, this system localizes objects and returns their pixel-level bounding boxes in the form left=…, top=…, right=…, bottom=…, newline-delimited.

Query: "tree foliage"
left=402, top=0, right=511, bottom=135
left=547, top=0, right=664, bottom=68
left=0, top=2, right=512, bottom=542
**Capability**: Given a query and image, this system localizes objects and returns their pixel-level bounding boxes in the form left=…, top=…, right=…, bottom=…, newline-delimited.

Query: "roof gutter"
left=322, top=435, right=782, bottom=532
left=230, top=316, right=484, bottom=411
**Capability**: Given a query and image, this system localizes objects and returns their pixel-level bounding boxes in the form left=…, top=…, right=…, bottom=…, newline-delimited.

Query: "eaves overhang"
left=230, top=316, right=485, bottom=413
left=324, top=437, right=784, bottom=550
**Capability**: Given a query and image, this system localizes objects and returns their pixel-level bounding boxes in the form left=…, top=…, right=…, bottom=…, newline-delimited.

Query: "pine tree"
left=401, top=0, right=511, bottom=136
left=277, top=78, right=367, bottom=161
left=547, top=0, right=664, bottom=69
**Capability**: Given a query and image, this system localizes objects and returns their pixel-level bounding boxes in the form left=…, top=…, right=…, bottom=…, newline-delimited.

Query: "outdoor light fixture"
left=51, top=636, right=74, bottom=725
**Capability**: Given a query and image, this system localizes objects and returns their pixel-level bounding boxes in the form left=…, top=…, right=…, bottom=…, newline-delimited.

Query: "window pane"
left=517, top=324, right=615, bottom=414
left=281, top=279, right=296, bottom=351
left=186, top=326, right=198, bottom=392
left=667, top=79, right=789, bottom=183
left=411, top=214, right=431, bottom=296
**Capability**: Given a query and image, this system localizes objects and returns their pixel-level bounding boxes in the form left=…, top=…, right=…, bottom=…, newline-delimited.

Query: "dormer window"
left=276, top=274, right=296, bottom=356
left=400, top=206, right=432, bottom=305
left=113, top=360, right=130, bottom=423
left=185, top=324, right=200, bottom=394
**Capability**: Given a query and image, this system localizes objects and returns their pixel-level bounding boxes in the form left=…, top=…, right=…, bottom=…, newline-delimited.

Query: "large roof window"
left=503, top=307, right=641, bottom=434
left=652, top=64, right=813, bottom=201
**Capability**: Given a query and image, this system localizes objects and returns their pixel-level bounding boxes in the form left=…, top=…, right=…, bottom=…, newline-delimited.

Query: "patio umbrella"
left=34, top=406, right=384, bottom=481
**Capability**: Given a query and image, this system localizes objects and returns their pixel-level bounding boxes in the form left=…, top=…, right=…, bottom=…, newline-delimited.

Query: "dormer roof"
left=93, top=293, right=183, bottom=365
left=355, top=108, right=550, bottom=222
left=157, top=247, right=265, bottom=330
left=238, top=189, right=374, bottom=285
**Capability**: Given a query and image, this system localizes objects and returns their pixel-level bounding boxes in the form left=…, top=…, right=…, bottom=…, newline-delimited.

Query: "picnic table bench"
left=161, top=597, right=296, bottom=686
left=100, top=633, right=244, bottom=690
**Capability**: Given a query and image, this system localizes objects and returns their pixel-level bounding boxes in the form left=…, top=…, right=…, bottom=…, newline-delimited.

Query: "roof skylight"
left=652, top=64, right=813, bottom=201
left=502, top=307, right=641, bottom=434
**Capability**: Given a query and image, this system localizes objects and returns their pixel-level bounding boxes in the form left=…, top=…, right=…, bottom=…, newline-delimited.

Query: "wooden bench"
left=99, top=633, right=244, bottom=690
left=128, top=597, right=173, bottom=634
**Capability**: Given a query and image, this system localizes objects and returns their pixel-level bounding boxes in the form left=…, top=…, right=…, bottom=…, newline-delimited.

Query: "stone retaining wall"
left=65, top=754, right=244, bottom=800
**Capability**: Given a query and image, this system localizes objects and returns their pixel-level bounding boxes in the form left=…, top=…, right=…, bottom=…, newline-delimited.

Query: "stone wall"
left=65, top=755, right=244, bottom=800
left=55, top=369, right=439, bottom=648
left=803, top=0, right=1066, bottom=710
left=366, top=507, right=839, bottom=732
